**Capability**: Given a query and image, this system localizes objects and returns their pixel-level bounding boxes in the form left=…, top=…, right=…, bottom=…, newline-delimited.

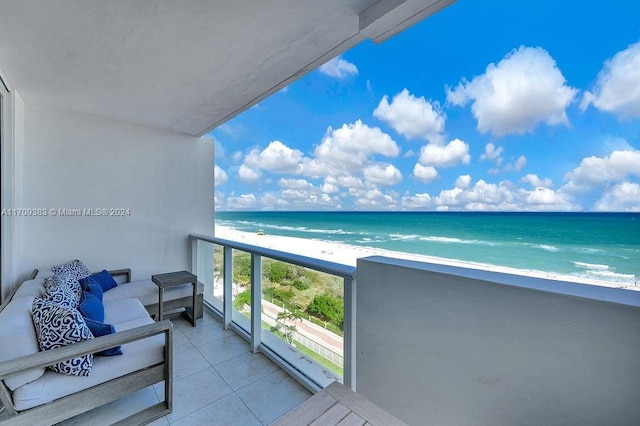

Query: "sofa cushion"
left=102, top=279, right=204, bottom=307
left=103, top=298, right=152, bottom=325
left=84, top=318, right=122, bottom=356
left=0, top=296, right=45, bottom=390
left=35, top=269, right=55, bottom=279
left=12, top=315, right=163, bottom=411
left=79, top=276, right=104, bottom=301
left=90, top=269, right=118, bottom=292
left=78, top=291, right=105, bottom=323
left=51, top=259, right=91, bottom=281
left=12, top=278, right=46, bottom=299
left=31, top=298, right=93, bottom=377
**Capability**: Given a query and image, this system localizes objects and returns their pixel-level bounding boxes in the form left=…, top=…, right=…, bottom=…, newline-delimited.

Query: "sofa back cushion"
left=12, top=278, right=46, bottom=299
left=0, top=296, right=46, bottom=390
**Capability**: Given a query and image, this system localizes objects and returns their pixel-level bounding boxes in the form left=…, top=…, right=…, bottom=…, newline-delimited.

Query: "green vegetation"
left=307, top=294, right=344, bottom=328
left=295, top=342, right=343, bottom=377
left=233, top=254, right=252, bottom=285
left=215, top=249, right=344, bottom=332
left=272, top=309, right=302, bottom=344
left=269, top=262, right=290, bottom=282
left=233, top=289, right=251, bottom=311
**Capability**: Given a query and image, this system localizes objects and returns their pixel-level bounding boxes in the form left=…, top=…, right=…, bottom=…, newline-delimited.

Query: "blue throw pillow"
left=83, top=318, right=123, bottom=356
left=78, top=291, right=105, bottom=323
left=91, top=270, right=118, bottom=292
left=79, top=276, right=104, bottom=302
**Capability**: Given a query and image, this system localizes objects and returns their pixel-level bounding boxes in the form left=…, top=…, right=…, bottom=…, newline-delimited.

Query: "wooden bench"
left=272, top=381, right=406, bottom=426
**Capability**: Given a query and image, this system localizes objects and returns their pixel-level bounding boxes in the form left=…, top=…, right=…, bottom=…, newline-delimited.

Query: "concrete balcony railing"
left=190, top=234, right=640, bottom=425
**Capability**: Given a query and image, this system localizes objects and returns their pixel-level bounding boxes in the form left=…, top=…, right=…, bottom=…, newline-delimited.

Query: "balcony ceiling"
left=0, top=0, right=453, bottom=136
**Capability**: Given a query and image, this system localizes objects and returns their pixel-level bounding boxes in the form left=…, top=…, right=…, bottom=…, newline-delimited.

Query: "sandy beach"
left=215, top=225, right=638, bottom=290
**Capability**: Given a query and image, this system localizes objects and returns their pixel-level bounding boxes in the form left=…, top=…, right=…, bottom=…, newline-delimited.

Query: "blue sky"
left=211, top=0, right=640, bottom=212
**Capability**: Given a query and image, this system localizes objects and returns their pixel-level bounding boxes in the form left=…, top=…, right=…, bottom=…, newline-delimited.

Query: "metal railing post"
left=190, top=236, right=198, bottom=274
left=223, top=246, right=233, bottom=329
left=250, top=253, right=262, bottom=353
left=343, top=276, right=356, bottom=391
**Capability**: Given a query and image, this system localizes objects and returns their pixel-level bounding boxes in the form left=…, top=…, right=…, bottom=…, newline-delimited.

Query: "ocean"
left=215, top=211, right=640, bottom=286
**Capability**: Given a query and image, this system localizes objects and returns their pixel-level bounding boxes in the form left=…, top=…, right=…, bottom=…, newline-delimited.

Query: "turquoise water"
left=215, top=212, right=640, bottom=285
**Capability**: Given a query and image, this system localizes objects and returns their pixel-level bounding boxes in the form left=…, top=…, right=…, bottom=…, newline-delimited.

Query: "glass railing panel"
left=196, top=239, right=221, bottom=312
left=260, top=258, right=344, bottom=379
left=231, top=249, right=252, bottom=334
left=190, top=233, right=356, bottom=389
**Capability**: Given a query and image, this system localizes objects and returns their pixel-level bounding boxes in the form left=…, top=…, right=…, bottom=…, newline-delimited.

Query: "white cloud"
left=401, top=193, right=433, bottom=209
left=480, top=143, right=504, bottom=161
left=321, top=182, right=339, bottom=194
left=278, top=178, right=313, bottom=189
left=581, top=42, right=640, bottom=118
left=431, top=178, right=578, bottom=211
left=447, top=46, right=577, bottom=136
left=564, top=150, right=640, bottom=191
left=456, top=175, right=472, bottom=189
left=226, top=193, right=258, bottom=209
left=312, top=120, right=400, bottom=172
left=281, top=189, right=315, bottom=200
left=504, top=155, right=527, bottom=172
left=232, top=151, right=243, bottom=162
left=593, top=182, right=640, bottom=211
left=435, top=187, right=465, bottom=207
left=319, top=56, right=358, bottom=79
left=521, top=174, right=553, bottom=188
left=354, top=188, right=397, bottom=209
left=214, top=165, right=228, bottom=185
left=525, top=187, right=569, bottom=207
left=413, top=164, right=438, bottom=183
left=363, top=163, right=403, bottom=186
left=245, top=140, right=303, bottom=173
left=419, top=138, right=471, bottom=167
left=238, top=164, right=261, bottom=182
left=373, top=89, right=445, bottom=143
left=329, top=175, right=366, bottom=192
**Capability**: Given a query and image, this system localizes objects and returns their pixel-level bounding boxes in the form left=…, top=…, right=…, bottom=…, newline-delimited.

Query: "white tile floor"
left=56, top=310, right=312, bottom=425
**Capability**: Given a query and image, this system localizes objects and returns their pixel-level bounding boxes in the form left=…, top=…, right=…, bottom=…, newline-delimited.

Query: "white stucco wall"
left=16, top=103, right=213, bottom=282
left=356, top=256, right=640, bottom=425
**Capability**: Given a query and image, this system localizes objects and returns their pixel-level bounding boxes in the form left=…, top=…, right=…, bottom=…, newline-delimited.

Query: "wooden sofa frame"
left=0, top=272, right=174, bottom=425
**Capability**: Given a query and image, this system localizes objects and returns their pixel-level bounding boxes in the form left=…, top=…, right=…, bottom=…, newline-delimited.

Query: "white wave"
left=420, top=236, right=465, bottom=243
left=267, top=224, right=355, bottom=235
left=389, top=234, right=420, bottom=241
left=573, top=262, right=609, bottom=270
left=575, top=270, right=637, bottom=284
left=419, top=236, right=500, bottom=247
left=532, top=244, right=560, bottom=252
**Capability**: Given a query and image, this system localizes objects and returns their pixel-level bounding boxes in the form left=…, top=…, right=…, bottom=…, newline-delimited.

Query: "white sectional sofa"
left=0, top=268, right=174, bottom=425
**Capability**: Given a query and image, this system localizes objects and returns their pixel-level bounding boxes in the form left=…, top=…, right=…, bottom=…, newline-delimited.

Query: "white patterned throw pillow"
left=31, top=297, right=93, bottom=376
left=51, top=272, right=83, bottom=304
left=43, top=277, right=78, bottom=309
left=51, top=259, right=91, bottom=281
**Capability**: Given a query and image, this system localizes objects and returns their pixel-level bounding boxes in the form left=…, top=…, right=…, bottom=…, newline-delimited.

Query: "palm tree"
left=274, top=309, right=302, bottom=344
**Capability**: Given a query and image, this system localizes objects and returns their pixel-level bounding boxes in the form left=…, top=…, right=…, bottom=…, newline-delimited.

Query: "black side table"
left=151, top=270, right=198, bottom=327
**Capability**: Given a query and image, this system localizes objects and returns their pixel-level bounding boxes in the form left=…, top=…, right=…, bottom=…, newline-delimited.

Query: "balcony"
left=2, top=234, right=639, bottom=425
